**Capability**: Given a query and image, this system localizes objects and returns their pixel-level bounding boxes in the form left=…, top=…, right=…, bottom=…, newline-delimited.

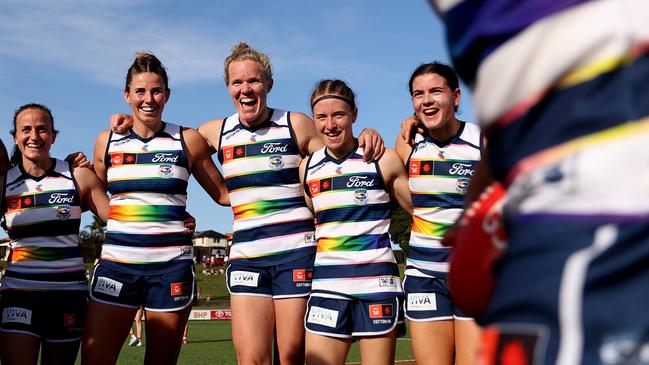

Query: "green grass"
left=194, top=265, right=230, bottom=308
left=78, top=320, right=413, bottom=364
left=76, top=265, right=415, bottom=363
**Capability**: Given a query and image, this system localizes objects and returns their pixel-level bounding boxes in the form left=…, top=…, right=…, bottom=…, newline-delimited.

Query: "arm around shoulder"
left=184, top=128, right=230, bottom=206
left=93, top=130, right=110, bottom=185
left=73, top=166, right=109, bottom=222
left=197, top=118, right=225, bottom=154
left=291, top=112, right=323, bottom=156
left=379, top=148, right=412, bottom=214
left=298, top=158, right=314, bottom=212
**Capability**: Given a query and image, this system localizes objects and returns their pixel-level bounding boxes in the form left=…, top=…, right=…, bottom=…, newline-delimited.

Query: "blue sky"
left=0, top=0, right=475, bottom=237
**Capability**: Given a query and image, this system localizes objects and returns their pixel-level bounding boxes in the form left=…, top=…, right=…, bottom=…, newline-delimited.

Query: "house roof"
left=194, top=230, right=228, bottom=239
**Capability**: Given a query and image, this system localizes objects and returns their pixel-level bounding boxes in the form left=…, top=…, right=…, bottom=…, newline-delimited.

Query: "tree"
left=79, top=214, right=106, bottom=262
left=389, top=207, right=412, bottom=253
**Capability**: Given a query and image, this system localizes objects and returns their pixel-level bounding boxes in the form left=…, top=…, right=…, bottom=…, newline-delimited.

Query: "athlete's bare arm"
left=197, top=118, right=225, bottom=154
left=291, top=112, right=324, bottom=157
left=378, top=148, right=413, bottom=214
left=183, top=127, right=230, bottom=206
left=73, top=165, right=109, bottom=222
left=93, top=130, right=110, bottom=186
left=298, top=158, right=314, bottom=212
left=395, top=132, right=414, bottom=164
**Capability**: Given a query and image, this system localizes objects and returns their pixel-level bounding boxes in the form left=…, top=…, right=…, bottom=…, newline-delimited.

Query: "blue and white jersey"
left=218, top=109, right=316, bottom=267
left=406, top=122, right=481, bottom=278
left=103, top=122, right=193, bottom=273
left=2, top=158, right=86, bottom=291
left=304, top=145, right=401, bottom=301
left=431, top=0, right=649, bottom=182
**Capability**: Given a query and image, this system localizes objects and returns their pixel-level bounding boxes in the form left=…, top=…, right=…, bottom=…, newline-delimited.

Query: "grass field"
left=80, top=320, right=414, bottom=364
left=75, top=265, right=416, bottom=364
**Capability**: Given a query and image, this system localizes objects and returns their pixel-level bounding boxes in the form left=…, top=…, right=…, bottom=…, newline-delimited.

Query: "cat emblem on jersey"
left=456, top=177, right=471, bottom=194
left=56, top=205, right=71, bottom=220
left=268, top=154, right=284, bottom=171
left=354, top=189, right=368, bottom=205
left=158, top=164, right=173, bottom=177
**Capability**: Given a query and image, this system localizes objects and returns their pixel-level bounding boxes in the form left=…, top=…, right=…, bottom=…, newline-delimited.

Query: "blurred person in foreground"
left=417, top=1, right=649, bottom=364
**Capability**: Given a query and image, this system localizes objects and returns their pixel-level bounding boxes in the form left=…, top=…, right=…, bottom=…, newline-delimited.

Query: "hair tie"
left=311, top=95, right=354, bottom=109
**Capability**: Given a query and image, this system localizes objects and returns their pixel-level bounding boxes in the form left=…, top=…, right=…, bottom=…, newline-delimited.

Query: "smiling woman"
left=82, top=52, right=229, bottom=365
left=300, top=79, right=412, bottom=365
left=0, top=103, right=109, bottom=365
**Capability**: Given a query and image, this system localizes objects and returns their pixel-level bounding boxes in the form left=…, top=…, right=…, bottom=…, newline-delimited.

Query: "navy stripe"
left=8, top=220, right=81, bottom=240
left=444, top=0, right=586, bottom=84
left=243, top=138, right=300, bottom=157
left=99, top=257, right=193, bottom=275
left=229, top=246, right=315, bottom=267
left=5, top=269, right=86, bottom=282
left=431, top=160, right=477, bottom=178
left=315, top=204, right=391, bottom=225
left=30, top=190, right=80, bottom=207
left=412, top=193, right=463, bottom=209
left=405, top=264, right=448, bottom=279
left=233, top=218, right=314, bottom=244
left=105, top=233, right=191, bottom=247
left=408, top=246, right=449, bottom=263
left=330, top=173, right=385, bottom=191
left=108, top=178, right=188, bottom=195
left=314, top=262, right=399, bottom=279
left=225, top=168, right=300, bottom=191
left=488, top=52, right=649, bottom=179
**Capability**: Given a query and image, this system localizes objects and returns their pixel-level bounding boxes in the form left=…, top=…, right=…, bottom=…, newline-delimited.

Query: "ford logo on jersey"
left=354, top=189, right=368, bottom=205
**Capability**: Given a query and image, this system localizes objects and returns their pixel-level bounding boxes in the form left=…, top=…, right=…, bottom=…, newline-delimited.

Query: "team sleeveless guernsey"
left=304, top=145, right=401, bottom=301
left=217, top=109, right=316, bottom=266
left=2, top=158, right=86, bottom=291
left=405, top=122, right=481, bottom=279
left=102, top=122, right=193, bottom=273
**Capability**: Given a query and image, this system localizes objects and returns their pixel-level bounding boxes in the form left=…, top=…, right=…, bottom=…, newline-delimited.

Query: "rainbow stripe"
left=411, top=216, right=451, bottom=237
left=233, top=197, right=305, bottom=220
left=108, top=205, right=185, bottom=222
left=10, top=246, right=79, bottom=262
left=317, top=235, right=386, bottom=253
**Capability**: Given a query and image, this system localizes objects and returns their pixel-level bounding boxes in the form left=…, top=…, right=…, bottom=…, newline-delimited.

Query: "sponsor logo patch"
left=293, top=269, right=314, bottom=282
left=171, top=282, right=190, bottom=296
left=94, top=276, right=123, bottom=297
left=56, top=205, right=71, bottom=220
left=63, top=313, right=77, bottom=327
left=307, top=306, right=338, bottom=328
left=268, top=154, right=284, bottom=171
left=456, top=177, right=471, bottom=194
left=407, top=293, right=437, bottom=311
left=304, top=233, right=316, bottom=244
left=368, top=304, right=393, bottom=318
left=378, top=276, right=397, bottom=288
left=2, top=307, right=32, bottom=325
left=230, top=271, right=260, bottom=287
left=353, top=189, right=368, bottom=205
left=158, top=164, right=173, bottom=177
